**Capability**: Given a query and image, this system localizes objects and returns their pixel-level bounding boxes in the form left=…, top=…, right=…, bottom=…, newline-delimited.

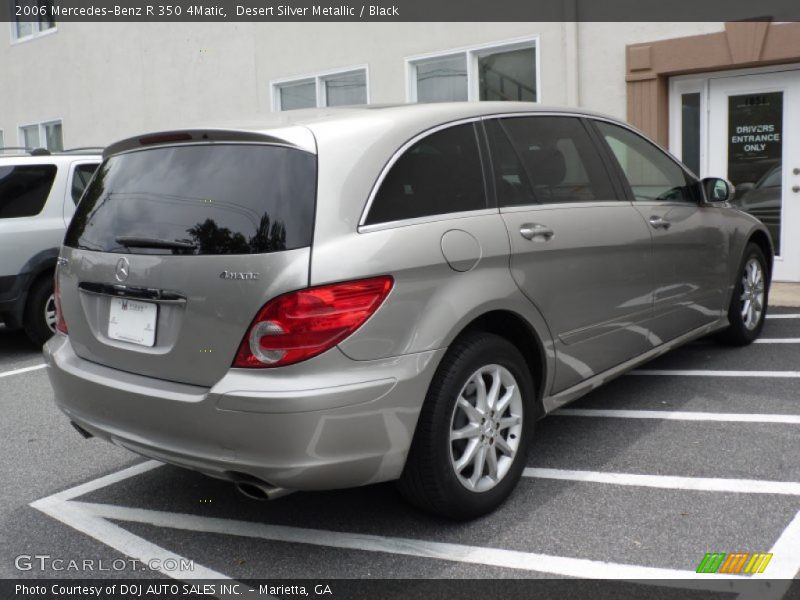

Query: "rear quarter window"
left=70, top=163, right=99, bottom=204
left=0, top=164, right=57, bottom=218
left=364, top=122, right=487, bottom=225
left=64, top=144, right=317, bottom=255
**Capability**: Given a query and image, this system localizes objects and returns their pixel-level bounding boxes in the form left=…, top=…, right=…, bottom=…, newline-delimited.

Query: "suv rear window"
left=65, top=144, right=316, bottom=255
left=0, top=164, right=57, bottom=218
left=364, top=123, right=487, bottom=225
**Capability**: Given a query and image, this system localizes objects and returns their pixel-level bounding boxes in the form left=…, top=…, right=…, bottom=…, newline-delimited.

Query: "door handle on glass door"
left=519, top=223, right=554, bottom=241
left=649, top=216, right=671, bottom=230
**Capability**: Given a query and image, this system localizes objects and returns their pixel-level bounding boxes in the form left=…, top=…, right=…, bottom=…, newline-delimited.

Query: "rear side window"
left=65, top=144, right=317, bottom=255
left=0, top=164, right=57, bottom=218
left=498, top=116, right=616, bottom=204
left=484, top=119, right=536, bottom=207
left=365, top=123, right=487, bottom=225
left=70, top=163, right=99, bottom=204
left=594, top=121, right=695, bottom=203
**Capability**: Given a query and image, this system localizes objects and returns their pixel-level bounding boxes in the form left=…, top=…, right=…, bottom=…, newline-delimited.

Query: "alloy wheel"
left=44, top=293, right=57, bottom=333
left=449, top=364, right=524, bottom=493
left=740, top=258, right=765, bottom=331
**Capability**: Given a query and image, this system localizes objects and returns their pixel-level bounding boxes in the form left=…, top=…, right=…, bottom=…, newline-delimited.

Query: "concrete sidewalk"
left=770, top=282, right=800, bottom=307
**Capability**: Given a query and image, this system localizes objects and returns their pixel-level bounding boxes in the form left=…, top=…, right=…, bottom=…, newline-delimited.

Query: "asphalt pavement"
left=1, top=309, right=798, bottom=596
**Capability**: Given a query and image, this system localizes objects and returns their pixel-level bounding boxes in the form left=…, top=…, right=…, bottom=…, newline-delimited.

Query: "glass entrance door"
left=708, top=69, right=800, bottom=282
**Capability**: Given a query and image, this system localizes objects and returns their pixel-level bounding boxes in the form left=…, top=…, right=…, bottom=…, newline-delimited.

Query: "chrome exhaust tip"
left=234, top=481, right=293, bottom=501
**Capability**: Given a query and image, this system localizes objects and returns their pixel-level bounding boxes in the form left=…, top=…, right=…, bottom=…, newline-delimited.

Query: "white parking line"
left=554, top=408, right=800, bottom=424
left=31, top=496, right=227, bottom=580
left=523, top=468, right=800, bottom=495
left=755, top=509, right=800, bottom=580
left=632, top=369, right=800, bottom=378
left=30, top=461, right=765, bottom=591
left=753, top=338, right=800, bottom=343
left=67, top=500, right=748, bottom=589
left=766, top=313, right=800, bottom=319
left=0, top=363, right=46, bottom=379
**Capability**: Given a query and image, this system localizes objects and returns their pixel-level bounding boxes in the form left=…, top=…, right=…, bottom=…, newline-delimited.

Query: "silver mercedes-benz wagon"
left=44, top=102, right=772, bottom=519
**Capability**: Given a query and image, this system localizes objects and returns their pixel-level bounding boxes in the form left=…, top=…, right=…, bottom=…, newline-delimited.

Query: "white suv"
left=0, top=148, right=100, bottom=345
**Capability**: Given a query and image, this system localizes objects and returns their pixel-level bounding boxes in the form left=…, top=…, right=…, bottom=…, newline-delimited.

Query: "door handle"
left=649, top=216, right=671, bottom=230
left=519, top=223, right=554, bottom=241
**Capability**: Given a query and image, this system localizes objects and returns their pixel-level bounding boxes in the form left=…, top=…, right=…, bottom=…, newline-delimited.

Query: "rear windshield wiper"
left=115, top=236, right=197, bottom=251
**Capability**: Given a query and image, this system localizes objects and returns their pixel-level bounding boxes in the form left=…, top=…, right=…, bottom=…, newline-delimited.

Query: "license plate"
left=108, top=297, right=157, bottom=347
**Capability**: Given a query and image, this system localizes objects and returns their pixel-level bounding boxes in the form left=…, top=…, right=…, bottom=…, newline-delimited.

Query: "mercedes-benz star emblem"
left=115, top=257, right=130, bottom=282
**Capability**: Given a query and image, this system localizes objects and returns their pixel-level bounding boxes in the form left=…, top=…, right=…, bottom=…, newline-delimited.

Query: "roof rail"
left=59, top=147, right=105, bottom=153
left=0, top=146, right=34, bottom=153
left=0, top=146, right=52, bottom=156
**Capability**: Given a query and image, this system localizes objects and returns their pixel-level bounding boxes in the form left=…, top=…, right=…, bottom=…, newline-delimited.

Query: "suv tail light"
left=54, top=272, right=68, bottom=334
left=233, top=276, right=394, bottom=368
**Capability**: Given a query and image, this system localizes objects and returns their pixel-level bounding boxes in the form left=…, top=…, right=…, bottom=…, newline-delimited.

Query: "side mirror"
left=701, top=177, right=735, bottom=203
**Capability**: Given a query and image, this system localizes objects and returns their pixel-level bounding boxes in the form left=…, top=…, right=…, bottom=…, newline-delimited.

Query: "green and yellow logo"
left=696, top=552, right=773, bottom=574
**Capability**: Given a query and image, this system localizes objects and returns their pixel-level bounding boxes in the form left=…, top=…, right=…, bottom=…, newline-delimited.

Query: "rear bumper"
left=43, top=334, right=444, bottom=490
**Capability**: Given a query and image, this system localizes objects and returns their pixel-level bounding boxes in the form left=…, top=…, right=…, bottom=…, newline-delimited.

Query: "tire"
left=398, top=332, right=535, bottom=520
left=718, top=242, right=769, bottom=346
left=23, top=275, right=56, bottom=347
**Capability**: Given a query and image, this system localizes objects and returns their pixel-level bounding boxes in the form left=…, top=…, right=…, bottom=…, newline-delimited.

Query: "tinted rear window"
left=65, top=144, right=316, bottom=255
left=71, top=163, right=99, bottom=204
left=365, top=123, right=487, bottom=225
left=0, top=164, right=57, bottom=218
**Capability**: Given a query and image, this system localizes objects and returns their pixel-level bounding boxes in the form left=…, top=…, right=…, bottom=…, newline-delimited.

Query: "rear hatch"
left=58, top=132, right=317, bottom=387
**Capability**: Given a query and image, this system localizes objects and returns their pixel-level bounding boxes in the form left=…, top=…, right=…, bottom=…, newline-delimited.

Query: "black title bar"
left=2, top=0, right=800, bottom=22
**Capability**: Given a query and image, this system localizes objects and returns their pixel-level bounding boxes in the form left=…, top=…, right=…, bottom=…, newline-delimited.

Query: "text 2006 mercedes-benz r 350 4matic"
left=44, top=103, right=772, bottom=519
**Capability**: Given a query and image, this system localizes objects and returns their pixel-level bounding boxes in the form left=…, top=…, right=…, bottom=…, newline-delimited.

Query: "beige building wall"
left=0, top=21, right=723, bottom=148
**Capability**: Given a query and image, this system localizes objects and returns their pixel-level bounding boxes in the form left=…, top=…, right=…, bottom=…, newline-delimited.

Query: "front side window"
left=595, top=121, right=695, bottom=203
left=0, top=164, right=57, bottom=218
left=12, top=0, right=56, bottom=41
left=497, top=116, right=616, bottom=204
left=365, top=123, right=487, bottom=225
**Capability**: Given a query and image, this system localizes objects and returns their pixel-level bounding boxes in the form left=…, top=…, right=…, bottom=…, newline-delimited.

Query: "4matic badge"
left=219, top=271, right=260, bottom=281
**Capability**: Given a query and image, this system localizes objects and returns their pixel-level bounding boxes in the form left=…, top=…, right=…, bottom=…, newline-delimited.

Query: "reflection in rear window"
left=64, top=144, right=317, bottom=255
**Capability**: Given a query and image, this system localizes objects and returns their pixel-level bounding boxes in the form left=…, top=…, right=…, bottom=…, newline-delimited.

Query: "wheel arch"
left=451, top=309, right=548, bottom=420
left=747, top=229, right=774, bottom=284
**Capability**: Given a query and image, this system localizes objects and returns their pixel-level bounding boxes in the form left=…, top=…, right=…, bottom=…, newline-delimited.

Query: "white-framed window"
left=19, top=120, right=63, bottom=151
left=10, top=0, right=57, bottom=43
left=406, top=36, right=540, bottom=104
left=668, top=77, right=707, bottom=178
left=272, top=66, right=369, bottom=111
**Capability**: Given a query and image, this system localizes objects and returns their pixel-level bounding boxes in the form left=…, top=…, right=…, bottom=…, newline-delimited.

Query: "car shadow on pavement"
left=0, top=325, right=42, bottom=362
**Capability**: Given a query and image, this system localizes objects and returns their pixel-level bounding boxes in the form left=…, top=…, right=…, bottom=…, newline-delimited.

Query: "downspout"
left=564, top=0, right=580, bottom=107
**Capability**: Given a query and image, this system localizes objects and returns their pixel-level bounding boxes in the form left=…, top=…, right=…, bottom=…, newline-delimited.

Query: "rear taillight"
left=233, top=276, right=394, bottom=368
left=54, top=272, right=68, bottom=334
